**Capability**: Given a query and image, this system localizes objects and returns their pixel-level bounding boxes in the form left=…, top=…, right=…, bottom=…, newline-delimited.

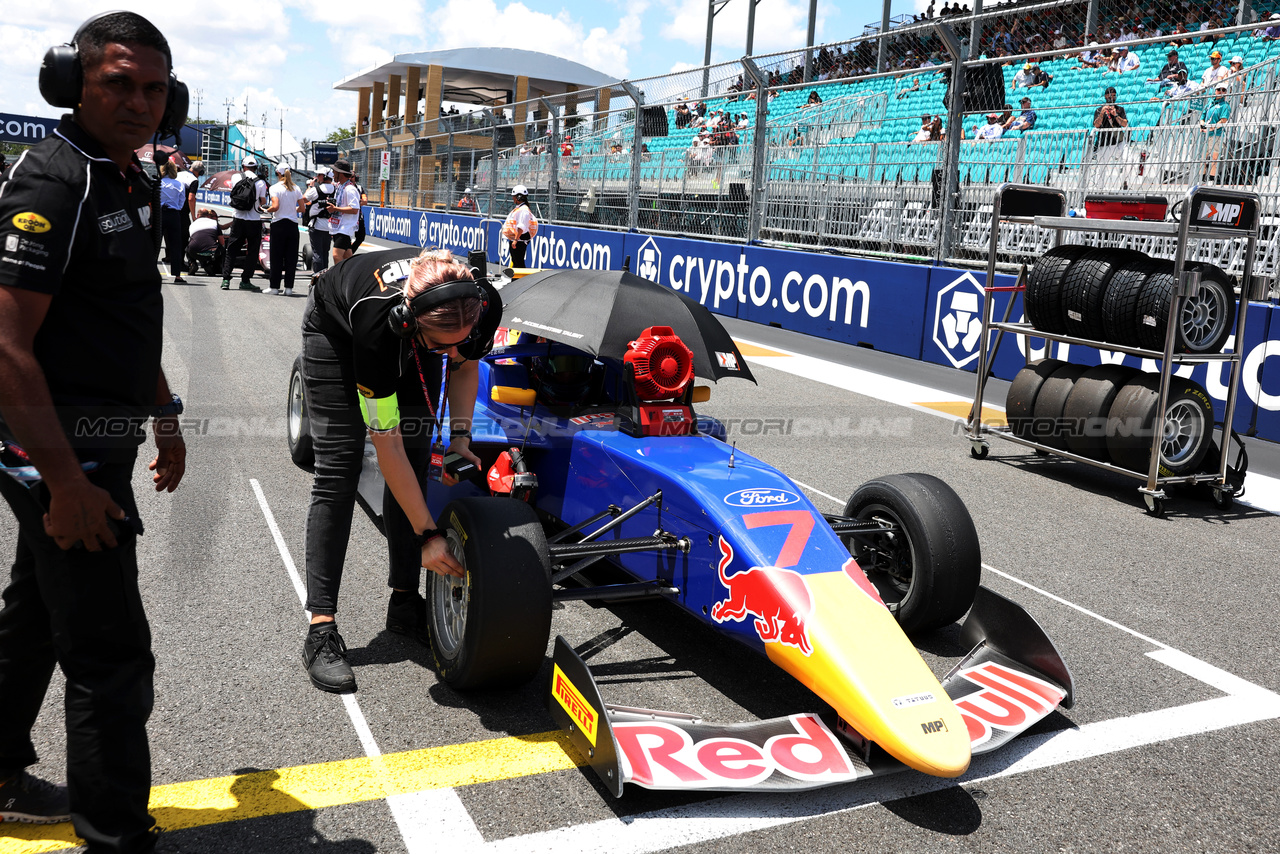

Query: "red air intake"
left=625, top=326, right=694, bottom=401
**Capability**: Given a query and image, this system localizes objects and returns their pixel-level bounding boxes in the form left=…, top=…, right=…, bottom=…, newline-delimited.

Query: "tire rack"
left=966, top=183, right=1261, bottom=516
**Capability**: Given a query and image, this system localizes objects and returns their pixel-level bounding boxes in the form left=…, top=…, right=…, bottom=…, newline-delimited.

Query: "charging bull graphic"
left=710, top=537, right=814, bottom=656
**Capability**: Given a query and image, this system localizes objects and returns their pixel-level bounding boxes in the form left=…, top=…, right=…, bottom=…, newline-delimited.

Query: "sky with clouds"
left=2, top=0, right=886, bottom=152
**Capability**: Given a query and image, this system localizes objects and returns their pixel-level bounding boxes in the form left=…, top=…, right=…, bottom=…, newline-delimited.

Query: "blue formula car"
left=286, top=264, right=1074, bottom=797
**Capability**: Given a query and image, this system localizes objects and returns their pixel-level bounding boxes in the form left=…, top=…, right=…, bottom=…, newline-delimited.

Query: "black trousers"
left=510, top=238, right=528, bottom=268
left=221, top=218, right=263, bottom=283
left=300, top=317, right=434, bottom=616
left=268, top=219, right=299, bottom=291
left=160, top=207, right=186, bottom=277
left=309, top=229, right=331, bottom=275
left=0, top=457, right=156, bottom=852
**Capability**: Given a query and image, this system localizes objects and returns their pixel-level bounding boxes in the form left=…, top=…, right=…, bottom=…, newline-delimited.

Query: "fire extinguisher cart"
left=965, top=183, right=1260, bottom=517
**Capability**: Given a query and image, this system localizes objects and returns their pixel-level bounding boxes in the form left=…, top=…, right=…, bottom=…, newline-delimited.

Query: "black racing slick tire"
left=1006, top=359, right=1067, bottom=440
left=1106, top=373, right=1215, bottom=477
left=302, top=242, right=314, bottom=270
left=1031, top=362, right=1088, bottom=450
left=1060, top=248, right=1144, bottom=341
left=429, top=497, right=552, bottom=690
left=841, top=473, right=981, bottom=636
left=287, top=354, right=315, bottom=468
left=1101, top=256, right=1169, bottom=347
left=1025, top=244, right=1089, bottom=334
left=1136, top=263, right=1236, bottom=354
left=1062, top=363, right=1141, bottom=460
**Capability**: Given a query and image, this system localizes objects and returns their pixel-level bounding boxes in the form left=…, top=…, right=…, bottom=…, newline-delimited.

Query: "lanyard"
left=410, top=339, right=450, bottom=443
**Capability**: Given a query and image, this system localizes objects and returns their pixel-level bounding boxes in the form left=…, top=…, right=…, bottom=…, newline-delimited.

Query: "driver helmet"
left=531, top=354, right=597, bottom=405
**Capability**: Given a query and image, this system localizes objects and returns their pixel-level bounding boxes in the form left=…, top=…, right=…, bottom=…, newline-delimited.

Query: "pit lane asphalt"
left=2, top=241, right=1278, bottom=853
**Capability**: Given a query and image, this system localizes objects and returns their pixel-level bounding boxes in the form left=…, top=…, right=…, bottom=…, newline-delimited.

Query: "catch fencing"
left=337, top=3, right=1280, bottom=282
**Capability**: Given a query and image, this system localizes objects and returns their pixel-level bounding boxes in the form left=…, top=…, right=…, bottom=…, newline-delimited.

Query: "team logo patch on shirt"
left=12, top=212, right=51, bottom=233
left=356, top=383, right=376, bottom=398
left=97, top=210, right=132, bottom=234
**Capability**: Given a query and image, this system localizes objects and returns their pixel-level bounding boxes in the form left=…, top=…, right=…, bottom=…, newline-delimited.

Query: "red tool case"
left=1084, top=194, right=1168, bottom=221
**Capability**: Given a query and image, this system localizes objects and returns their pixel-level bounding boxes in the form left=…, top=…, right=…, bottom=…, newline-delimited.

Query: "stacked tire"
left=1006, top=360, right=1214, bottom=476
left=1024, top=246, right=1236, bottom=354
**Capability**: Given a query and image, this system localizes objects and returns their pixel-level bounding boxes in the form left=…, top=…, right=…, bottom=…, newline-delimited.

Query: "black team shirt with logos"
left=0, top=117, right=163, bottom=462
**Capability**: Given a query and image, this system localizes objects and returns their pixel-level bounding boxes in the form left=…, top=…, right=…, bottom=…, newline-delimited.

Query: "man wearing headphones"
left=299, top=247, right=497, bottom=692
left=0, top=12, right=187, bottom=850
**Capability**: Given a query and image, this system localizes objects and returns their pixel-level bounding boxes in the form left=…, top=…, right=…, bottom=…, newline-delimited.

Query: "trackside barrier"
left=355, top=203, right=1280, bottom=441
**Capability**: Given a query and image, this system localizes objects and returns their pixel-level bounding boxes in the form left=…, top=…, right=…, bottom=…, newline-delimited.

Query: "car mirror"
left=492, top=386, right=538, bottom=407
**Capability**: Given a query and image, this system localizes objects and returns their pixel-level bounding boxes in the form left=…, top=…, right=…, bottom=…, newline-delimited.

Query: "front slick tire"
left=842, top=473, right=981, bottom=636
left=429, top=497, right=552, bottom=690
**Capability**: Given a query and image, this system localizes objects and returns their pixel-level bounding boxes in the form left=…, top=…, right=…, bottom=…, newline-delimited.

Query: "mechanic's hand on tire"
left=422, top=534, right=465, bottom=578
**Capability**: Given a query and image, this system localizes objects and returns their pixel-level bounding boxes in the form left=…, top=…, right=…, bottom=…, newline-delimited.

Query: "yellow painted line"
left=733, top=340, right=789, bottom=358
left=916, top=401, right=1007, bottom=428
left=0, top=730, right=582, bottom=853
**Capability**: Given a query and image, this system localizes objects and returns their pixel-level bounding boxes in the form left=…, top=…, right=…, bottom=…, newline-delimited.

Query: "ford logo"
left=724, top=488, right=800, bottom=508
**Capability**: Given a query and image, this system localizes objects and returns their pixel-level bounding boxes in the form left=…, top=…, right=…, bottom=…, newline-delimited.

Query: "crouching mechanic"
left=299, top=247, right=501, bottom=692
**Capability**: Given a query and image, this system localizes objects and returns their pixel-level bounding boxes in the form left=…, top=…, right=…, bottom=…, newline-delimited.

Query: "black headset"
left=387, top=276, right=504, bottom=361
left=39, top=11, right=189, bottom=142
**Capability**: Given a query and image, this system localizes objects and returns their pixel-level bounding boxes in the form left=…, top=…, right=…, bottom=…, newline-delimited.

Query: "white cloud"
left=430, top=0, right=644, bottom=78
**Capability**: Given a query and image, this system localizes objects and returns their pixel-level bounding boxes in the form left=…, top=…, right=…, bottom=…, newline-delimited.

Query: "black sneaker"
left=302, top=624, right=356, bottom=693
left=387, top=590, right=430, bottom=647
left=0, top=770, right=71, bottom=824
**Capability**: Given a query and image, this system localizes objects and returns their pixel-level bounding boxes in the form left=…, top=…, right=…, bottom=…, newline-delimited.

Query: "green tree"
left=326, top=125, right=355, bottom=143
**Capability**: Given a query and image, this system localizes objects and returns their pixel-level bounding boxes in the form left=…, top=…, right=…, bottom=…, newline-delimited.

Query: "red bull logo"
left=710, top=537, right=814, bottom=656
left=954, top=661, right=1067, bottom=748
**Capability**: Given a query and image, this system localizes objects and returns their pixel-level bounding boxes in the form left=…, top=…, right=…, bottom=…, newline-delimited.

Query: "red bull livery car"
left=286, top=262, right=1074, bottom=798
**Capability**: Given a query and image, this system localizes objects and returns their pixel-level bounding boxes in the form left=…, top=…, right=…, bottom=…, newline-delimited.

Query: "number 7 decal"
left=743, top=511, right=815, bottom=568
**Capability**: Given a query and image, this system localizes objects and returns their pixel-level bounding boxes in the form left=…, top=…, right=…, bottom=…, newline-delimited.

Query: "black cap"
left=333, top=158, right=353, bottom=175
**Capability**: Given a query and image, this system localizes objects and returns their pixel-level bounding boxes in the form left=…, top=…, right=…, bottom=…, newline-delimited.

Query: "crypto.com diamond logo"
left=933, top=272, right=985, bottom=369
left=418, top=213, right=429, bottom=248
left=636, top=236, right=661, bottom=284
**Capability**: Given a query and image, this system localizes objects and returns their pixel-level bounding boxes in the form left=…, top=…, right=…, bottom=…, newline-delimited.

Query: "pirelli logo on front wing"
left=552, top=664, right=598, bottom=747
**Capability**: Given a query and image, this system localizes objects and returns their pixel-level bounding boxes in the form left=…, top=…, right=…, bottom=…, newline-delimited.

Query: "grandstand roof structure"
left=334, top=48, right=619, bottom=104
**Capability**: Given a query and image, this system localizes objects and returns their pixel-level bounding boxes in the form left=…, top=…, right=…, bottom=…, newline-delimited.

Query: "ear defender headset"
left=39, top=11, right=190, bottom=141
left=387, top=276, right=504, bottom=361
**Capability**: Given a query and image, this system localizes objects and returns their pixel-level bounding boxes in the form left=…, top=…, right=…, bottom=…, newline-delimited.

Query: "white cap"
left=316, top=166, right=331, bottom=177
left=464, top=186, right=472, bottom=193
left=1232, top=55, right=1244, bottom=63
left=242, top=155, right=257, bottom=167
left=512, top=184, right=528, bottom=196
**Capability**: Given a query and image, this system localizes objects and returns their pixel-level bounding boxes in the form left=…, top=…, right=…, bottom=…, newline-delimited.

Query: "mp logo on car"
left=933, top=271, right=986, bottom=369
left=636, top=236, right=662, bottom=283
left=710, top=536, right=814, bottom=655
left=613, top=713, right=866, bottom=789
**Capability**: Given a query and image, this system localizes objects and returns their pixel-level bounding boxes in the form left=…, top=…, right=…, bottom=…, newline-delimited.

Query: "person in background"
left=326, top=159, right=362, bottom=266
left=266, top=164, right=305, bottom=296
left=349, top=170, right=369, bottom=254
left=303, top=166, right=335, bottom=285
left=185, top=208, right=224, bottom=276
left=173, top=159, right=198, bottom=253
left=502, top=185, right=538, bottom=268
left=1006, top=97, right=1037, bottom=131
left=1012, top=62, right=1035, bottom=89
left=158, top=159, right=189, bottom=284
left=1092, top=85, right=1129, bottom=162
left=973, top=111, right=1005, bottom=140
left=1201, top=85, right=1231, bottom=181
left=456, top=187, right=477, bottom=212
left=1155, top=69, right=1197, bottom=100
left=1202, top=50, right=1229, bottom=88
left=1148, top=49, right=1189, bottom=86
left=220, top=154, right=267, bottom=291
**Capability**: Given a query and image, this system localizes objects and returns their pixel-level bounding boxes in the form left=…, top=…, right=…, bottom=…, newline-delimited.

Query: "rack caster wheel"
left=1142, top=493, right=1166, bottom=518
left=1034, top=449, right=1050, bottom=457
left=1211, top=488, right=1235, bottom=511
left=970, top=441, right=989, bottom=459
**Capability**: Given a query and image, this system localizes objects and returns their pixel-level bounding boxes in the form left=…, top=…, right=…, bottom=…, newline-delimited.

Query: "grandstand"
left=339, top=0, right=1280, bottom=277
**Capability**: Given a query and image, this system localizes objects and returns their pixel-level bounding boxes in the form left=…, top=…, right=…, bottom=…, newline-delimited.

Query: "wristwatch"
left=155, top=393, right=184, bottom=419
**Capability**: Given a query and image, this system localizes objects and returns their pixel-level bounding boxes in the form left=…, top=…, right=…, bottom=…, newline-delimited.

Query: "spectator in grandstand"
left=896, top=77, right=921, bottom=99
left=1052, top=29, right=1069, bottom=50
left=1148, top=50, right=1189, bottom=86
left=1012, top=62, right=1036, bottom=89
left=1202, top=51, right=1228, bottom=88
left=560, top=136, right=574, bottom=157
left=1153, top=69, right=1197, bottom=100
left=1092, top=86, right=1129, bottom=162
left=911, top=116, right=934, bottom=143
left=674, top=101, right=692, bottom=129
left=1108, top=45, right=1141, bottom=74
left=1028, top=64, right=1053, bottom=89
left=803, top=91, right=823, bottom=108
left=736, top=113, right=751, bottom=130
left=1006, top=97, right=1037, bottom=131
left=1074, top=43, right=1104, bottom=70
left=1200, top=14, right=1225, bottom=43
left=1200, top=86, right=1231, bottom=178
left=1261, top=14, right=1280, bottom=39
left=973, top=112, right=1005, bottom=140
left=1168, top=22, right=1193, bottom=46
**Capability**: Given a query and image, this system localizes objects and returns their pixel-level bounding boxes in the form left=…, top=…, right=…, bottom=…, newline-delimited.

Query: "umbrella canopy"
left=201, top=170, right=244, bottom=191
left=497, top=269, right=756, bottom=384
left=135, top=144, right=190, bottom=170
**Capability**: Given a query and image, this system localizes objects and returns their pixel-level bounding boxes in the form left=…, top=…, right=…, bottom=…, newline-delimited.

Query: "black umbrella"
left=497, top=268, right=756, bottom=384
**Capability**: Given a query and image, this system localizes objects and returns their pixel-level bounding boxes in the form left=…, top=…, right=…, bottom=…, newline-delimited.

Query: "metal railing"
left=332, top=14, right=1280, bottom=278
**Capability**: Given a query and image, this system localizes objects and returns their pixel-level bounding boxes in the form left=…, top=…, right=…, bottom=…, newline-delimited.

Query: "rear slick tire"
left=841, top=473, right=981, bottom=636
left=429, top=497, right=552, bottom=690
left=1006, top=359, right=1067, bottom=440
left=287, top=354, right=315, bottom=468
left=1063, top=363, right=1142, bottom=460
left=1106, top=374, right=1215, bottom=477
